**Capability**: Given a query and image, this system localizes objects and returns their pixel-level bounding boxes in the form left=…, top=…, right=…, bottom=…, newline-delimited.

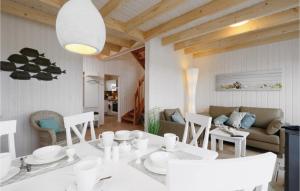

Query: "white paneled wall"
left=83, top=54, right=144, bottom=123
left=0, top=14, right=83, bottom=156
left=193, top=39, right=300, bottom=125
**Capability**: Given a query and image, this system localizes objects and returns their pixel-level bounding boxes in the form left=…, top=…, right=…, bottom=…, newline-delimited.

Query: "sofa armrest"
left=279, top=128, right=285, bottom=157
left=158, top=120, right=185, bottom=141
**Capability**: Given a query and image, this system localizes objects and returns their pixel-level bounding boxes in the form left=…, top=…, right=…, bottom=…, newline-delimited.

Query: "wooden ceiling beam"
left=35, top=0, right=145, bottom=42
left=176, top=7, right=299, bottom=51
left=105, top=42, right=122, bottom=52
left=193, top=31, right=299, bottom=58
left=106, top=35, right=135, bottom=48
left=1, top=0, right=56, bottom=26
left=125, top=0, right=185, bottom=32
left=144, top=0, right=246, bottom=40
left=163, top=0, right=299, bottom=45
left=100, top=0, right=123, bottom=17
left=187, top=21, right=299, bottom=54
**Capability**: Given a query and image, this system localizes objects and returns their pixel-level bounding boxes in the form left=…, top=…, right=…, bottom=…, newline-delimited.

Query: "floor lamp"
left=187, top=68, right=199, bottom=113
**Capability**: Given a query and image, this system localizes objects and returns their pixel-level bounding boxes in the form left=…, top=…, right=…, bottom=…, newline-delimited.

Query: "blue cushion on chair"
left=240, top=113, right=256, bottom=129
left=39, top=118, right=61, bottom=133
left=171, top=111, right=185, bottom=124
left=213, top=115, right=229, bottom=125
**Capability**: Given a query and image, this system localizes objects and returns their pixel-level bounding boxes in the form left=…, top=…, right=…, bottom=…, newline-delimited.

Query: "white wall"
left=0, top=14, right=83, bottom=156
left=83, top=54, right=144, bottom=123
left=193, top=39, right=300, bottom=125
left=145, top=38, right=193, bottom=126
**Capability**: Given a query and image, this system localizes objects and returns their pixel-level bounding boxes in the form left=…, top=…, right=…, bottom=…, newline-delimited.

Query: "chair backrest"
left=30, top=110, right=65, bottom=131
left=63, top=112, right=95, bottom=146
left=167, top=152, right=277, bottom=191
left=0, top=120, right=17, bottom=159
left=182, top=113, right=212, bottom=149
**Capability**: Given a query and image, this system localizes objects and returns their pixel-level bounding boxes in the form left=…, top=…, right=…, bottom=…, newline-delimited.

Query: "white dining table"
left=1, top=133, right=218, bottom=191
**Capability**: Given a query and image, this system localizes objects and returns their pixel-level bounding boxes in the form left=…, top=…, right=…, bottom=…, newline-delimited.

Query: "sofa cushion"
left=266, top=119, right=283, bottom=135
left=213, top=115, right=229, bottom=126
left=164, top=108, right=182, bottom=121
left=209, top=106, right=239, bottom=119
left=240, top=113, right=256, bottom=129
left=226, top=111, right=246, bottom=128
left=240, top=127, right=279, bottom=145
left=240, top=106, right=283, bottom=128
left=171, top=111, right=185, bottom=124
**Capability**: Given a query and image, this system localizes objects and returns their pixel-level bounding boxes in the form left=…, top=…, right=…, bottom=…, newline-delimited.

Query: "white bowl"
left=33, top=145, right=63, bottom=160
left=115, top=130, right=131, bottom=140
left=149, top=151, right=172, bottom=169
left=0, top=152, right=12, bottom=179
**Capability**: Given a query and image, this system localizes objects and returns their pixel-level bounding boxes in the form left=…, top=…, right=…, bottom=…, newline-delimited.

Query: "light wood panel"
left=17, top=0, right=144, bottom=42
left=183, top=8, right=299, bottom=53
left=163, top=0, right=299, bottom=45
left=193, top=31, right=299, bottom=58
left=100, top=0, right=123, bottom=17
left=187, top=21, right=299, bottom=54
left=144, top=0, right=246, bottom=40
left=125, top=0, right=185, bottom=32
left=1, top=0, right=56, bottom=26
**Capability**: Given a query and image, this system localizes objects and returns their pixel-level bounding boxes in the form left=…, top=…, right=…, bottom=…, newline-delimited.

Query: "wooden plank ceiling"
left=1, top=0, right=299, bottom=59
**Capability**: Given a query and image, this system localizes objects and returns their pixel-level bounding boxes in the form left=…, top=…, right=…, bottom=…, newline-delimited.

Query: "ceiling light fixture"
left=56, top=0, right=106, bottom=55
left=230, top=20, right=249, bottom=27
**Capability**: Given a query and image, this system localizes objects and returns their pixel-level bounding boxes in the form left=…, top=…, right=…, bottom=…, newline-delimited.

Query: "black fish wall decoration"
left=30, top=57, right=52, bottom=66
left=20, top=47, right=44, bottom=58
left=1, top=61, right=16, bottom=71
left=43, top=65, right=66, bottom=74
left=10, top=70, right=31, bottom=80
left=18, top=63, right=41, bottom=73
left=32, top=72, right=58, bottom=81
left=7, top=54, right=29, bottom=64
left=1, top=47, right=66, bottom=81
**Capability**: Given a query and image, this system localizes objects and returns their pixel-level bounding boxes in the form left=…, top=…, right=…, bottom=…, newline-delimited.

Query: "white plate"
left=0, top=167, right=20, bottom=183
left=25, top=150, right=66, bottom=165
left=144, top=158, right=167, bottom=175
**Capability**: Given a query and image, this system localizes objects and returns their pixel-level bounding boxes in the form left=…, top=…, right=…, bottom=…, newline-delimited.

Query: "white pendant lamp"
left=56, top=0, right=106, bottom=55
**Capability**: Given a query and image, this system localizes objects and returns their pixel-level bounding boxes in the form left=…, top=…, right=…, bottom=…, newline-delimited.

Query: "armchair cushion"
left=171, top=111, right=185, bottom=124
left=39, top=118, right=61, bottom=133
left=164, top=108, right=182, bottom=121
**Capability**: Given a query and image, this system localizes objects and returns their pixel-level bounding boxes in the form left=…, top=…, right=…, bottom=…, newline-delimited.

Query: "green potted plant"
left=147, top=107, right=160, bottom=135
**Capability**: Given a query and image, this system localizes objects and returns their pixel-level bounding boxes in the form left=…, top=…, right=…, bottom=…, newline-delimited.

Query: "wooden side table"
left=210, top=128, right=249, bottom=158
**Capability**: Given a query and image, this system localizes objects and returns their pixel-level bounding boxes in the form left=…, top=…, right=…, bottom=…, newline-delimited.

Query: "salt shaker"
left=104, top=146, right=111, bottom=161
left=112, top=145, right=119, bottom=162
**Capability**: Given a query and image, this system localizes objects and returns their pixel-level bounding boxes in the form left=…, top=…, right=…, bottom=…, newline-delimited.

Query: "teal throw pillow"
left=171, top=111, right=185, bottom=124
left=213, top=115, right=229, bottom=126
left=241, top=113, right=256, bottom=129
left=38, top=118, right=61, bottom=133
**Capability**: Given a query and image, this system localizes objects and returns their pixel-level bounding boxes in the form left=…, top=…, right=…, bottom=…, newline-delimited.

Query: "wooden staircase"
left=122, top=76, right=145, bottom=125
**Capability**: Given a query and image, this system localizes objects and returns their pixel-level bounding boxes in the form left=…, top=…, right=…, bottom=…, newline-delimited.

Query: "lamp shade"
left=187, top=68, right=199, bottom=113
left=56, top=0, right=106, bottom=55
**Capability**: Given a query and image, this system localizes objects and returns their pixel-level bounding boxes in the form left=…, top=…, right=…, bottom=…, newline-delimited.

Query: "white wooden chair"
left=63, top=112, right=96, bottom=146
left=182, top=113, right=212, bottom=149
left=167, top=152, right=277, bottom=191
left=0, top=120, right=17, bottom=159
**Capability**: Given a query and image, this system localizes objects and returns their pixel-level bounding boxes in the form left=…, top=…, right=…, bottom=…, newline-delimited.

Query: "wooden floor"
left=86, top=115, right=144, bottom=139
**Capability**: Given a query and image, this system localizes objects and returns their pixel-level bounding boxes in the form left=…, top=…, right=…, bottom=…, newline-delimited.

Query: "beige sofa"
left=209, top=106, right=285, bottom=156
left=158, top=106, right=285, bottom=156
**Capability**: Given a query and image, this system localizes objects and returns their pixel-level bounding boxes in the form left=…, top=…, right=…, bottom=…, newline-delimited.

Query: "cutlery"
left=97, top=176, right=112, bottom=182
left=28, top=163, right=59, bottom=174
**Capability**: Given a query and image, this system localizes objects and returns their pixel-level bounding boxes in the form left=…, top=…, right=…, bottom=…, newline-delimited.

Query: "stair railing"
left=134, top=76, right=145, bottom=125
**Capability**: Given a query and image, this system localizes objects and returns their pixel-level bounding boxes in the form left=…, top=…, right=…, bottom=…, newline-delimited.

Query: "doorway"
left=104, top=74, right=119, bottom=124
